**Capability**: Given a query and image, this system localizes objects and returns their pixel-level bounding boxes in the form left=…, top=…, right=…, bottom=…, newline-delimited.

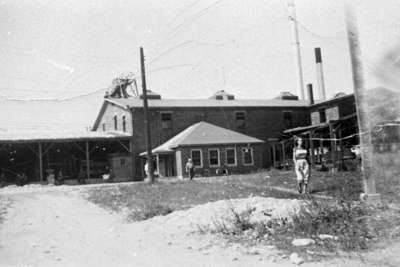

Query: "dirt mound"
left=146, top=197, right=302, bottom=233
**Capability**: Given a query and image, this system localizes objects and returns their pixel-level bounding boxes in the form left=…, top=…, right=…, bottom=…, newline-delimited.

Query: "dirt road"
left=0, top=186, right=399, bottom=267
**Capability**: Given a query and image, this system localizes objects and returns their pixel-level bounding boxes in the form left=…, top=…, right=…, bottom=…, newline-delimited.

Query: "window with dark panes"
left=191, top=149, right=202, bottom=167
left=283, top=111, right=293, bottom=128
left=122, top=115, right=127, bottom=132
left=102, top=123, right=106, bottom=132
left=161, top=112, right=172, bottom=129
left=113, top=115, right=118, bottom=130
left=226, top=148, right=236, bottom=165
left=235, top=111, right=246, bottom=128
left=319, top=109, right=326, bottom=123
left=208, top=149, right=220, bottom=166
left=242, top=148, right=254, bottom=165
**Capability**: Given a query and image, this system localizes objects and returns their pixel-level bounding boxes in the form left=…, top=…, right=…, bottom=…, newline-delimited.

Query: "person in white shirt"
left=293, top=137, right=310, bottom=194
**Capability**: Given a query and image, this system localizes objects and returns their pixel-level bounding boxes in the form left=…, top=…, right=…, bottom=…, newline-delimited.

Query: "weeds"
left=202, top=196, right=373, bottom=254
left=0, top=196, right=11, bottom=226
left=126, top=199, right=174, bottom=222
left=85, top=175, right=298, bottom=222
left=283, top=198, right=370, bottom=250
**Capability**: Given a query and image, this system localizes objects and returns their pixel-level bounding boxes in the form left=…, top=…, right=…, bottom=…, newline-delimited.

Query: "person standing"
left=185, top=158, right=195, bottom=180
left=293, top=137, right=310, bottom=194
left=144, top=160, right=149, bottom=178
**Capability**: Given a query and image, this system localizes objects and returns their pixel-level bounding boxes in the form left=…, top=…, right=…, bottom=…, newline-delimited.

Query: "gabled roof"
left=141, top=121, right=264, bottom=155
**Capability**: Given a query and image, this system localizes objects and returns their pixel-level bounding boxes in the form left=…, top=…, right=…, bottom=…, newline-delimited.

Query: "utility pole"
left=287, top=0, right=305, bottom=100
left=140, top=47, right=154, bottom=183
left=344, top=1, right=379, bottom=203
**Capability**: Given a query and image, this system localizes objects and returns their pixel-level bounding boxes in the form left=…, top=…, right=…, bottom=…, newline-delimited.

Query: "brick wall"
left=175, top=144, right=263, bottom=178
left=95, top=103, right=133, bottom=134
left=131, top=106, right=309, bottom=177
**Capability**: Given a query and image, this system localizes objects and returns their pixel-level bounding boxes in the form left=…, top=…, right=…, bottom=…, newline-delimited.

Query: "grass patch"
left=84, top=174, right=299, bottom=222
left=199, top=197, right=374, bottom=262
left=196, top=164, right=400, bottom=260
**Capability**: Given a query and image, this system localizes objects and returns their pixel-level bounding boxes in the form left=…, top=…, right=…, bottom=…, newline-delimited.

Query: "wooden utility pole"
left=38, top=142, right=43, bottom=182
left=344, top=1, right=379, bottom=202
left=140, top=47, right=154, bottom=183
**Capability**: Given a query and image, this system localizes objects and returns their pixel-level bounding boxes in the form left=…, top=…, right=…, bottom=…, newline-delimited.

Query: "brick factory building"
left=93, top=89, right=311, bottom=179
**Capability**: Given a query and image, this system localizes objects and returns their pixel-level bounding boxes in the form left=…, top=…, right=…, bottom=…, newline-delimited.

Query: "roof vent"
left=209, top=90, right=235, bottom=100
left=274, top=91, right=299, bottom=100
left=333, top=92, right=346, bottom=98
left=139, top=90, right=161, bottom=100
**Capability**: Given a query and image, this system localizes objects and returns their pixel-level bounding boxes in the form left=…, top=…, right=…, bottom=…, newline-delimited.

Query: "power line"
left=165, top=0, right=225, bottom=39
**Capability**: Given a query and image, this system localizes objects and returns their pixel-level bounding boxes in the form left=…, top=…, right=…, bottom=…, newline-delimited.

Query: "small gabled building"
left=140, top=121, right=264, bottom=178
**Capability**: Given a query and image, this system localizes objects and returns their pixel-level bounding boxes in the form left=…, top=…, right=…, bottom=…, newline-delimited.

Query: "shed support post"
left=129, top=140, right=135, bottom=180
left=156, top=154, right=160, bottom=177
left=338, top=129, right=344, bottom=171
left=309, top=130, right=314, bottom=166
left=38, top=142, right=43, bottom=182
left=86, top=141, right=90, bottom=179
left=272, top=144, right=276, bottom=168
left=329, top=123, right=337, bottom=172
left=281, top=142, right=286, bottom=169
left=319, top=138, right=323, bottom=163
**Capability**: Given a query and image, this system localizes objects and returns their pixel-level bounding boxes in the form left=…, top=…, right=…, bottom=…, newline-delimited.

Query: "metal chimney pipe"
left=307, top=83, right=314, bottom=105
left=315, top=47, right=326, bottom=100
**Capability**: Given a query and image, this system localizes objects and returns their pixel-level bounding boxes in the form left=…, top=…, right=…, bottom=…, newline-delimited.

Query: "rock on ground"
left=291, top=239, right=315, bottom=247
left=290, top=252, right=304, bottom=265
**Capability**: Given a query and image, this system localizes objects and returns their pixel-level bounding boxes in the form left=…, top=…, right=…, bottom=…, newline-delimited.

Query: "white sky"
left=0, top=0, right=399, bottom=100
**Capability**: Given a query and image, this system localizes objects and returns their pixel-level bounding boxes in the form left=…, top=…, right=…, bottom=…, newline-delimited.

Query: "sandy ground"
left=0, top=185, right=400, bottom=267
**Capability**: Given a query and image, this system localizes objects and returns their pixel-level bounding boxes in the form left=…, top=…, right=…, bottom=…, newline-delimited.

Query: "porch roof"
left=283, top=113, right=357, bottom=135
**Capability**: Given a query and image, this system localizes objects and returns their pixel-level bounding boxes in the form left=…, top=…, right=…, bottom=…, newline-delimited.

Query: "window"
left=208, top=149, right=220, bottom=167
left=161, top=112, right=172, bottom=129
left=102, top=123, right=106, bottom=132
left=191, top=149, right=203, bottom=167
left=319, top=109, right=326, bottom=123
left=113, top=115, right=118, bottom=130
left=122, top=115, right=126, bottom=132
left=283, top=111, right=293, bottom=128
left=242, top=147, right=254, bottom=166
left=235, top=111, right=246, bottom=128
left=226, top=148, right=236, bottom=166
left=120, top=158, right=126, bottom=166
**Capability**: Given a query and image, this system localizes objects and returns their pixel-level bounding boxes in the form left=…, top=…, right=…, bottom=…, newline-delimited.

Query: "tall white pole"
left=287, top=0, right=305, bottom=100
left=344, top=0, right=379, bottom=202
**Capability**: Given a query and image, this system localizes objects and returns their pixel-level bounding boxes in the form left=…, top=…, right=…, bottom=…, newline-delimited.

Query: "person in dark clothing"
left=16, top=172, right=28, bottom=186
left=185, top=158, right=195, bottom=180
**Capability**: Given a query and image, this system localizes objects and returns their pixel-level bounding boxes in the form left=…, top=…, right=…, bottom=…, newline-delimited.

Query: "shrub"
left=285, top=197, right=370, bottom=250
left=204, top=197, right=372, bottom=252
left=126, top=199, right=174, bottom=222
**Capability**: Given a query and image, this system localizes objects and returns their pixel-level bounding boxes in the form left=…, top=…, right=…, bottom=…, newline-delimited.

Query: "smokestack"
left=315, top=47, right=326, bottom=100
left=288, top=0, right=305, bottom=100
left=307, top=83, right=314, bottom=105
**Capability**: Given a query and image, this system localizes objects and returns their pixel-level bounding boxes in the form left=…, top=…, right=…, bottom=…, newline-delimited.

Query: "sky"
left=1, top=0, right=400, bottom=101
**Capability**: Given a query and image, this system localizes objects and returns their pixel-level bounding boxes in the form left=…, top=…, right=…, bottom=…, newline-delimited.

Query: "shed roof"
left=0, top=130, right=131, bottom=143
left=141, top=121, right=264, bottom=155
left=0, top=90, right=132, bottom=143
left=106, top=98, right=310, bottom=109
